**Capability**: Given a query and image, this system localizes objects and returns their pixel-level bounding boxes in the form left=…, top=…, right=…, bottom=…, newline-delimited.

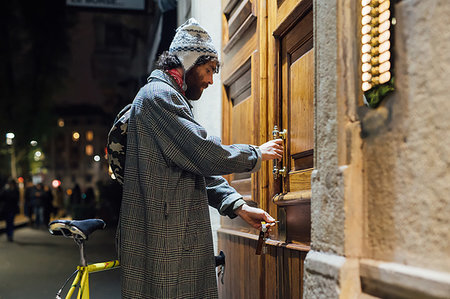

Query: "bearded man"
left=118, top=18, right=283, bottom=298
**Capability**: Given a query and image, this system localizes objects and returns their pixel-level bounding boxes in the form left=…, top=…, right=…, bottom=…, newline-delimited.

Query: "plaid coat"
left=118, top=70, right=261, bottom=299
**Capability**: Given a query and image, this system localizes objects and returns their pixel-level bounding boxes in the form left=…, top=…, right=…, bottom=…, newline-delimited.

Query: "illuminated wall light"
left=58, top=118, right=65, bottom=128
left=379, top=71, right=391, bottom=84
left=360, top=0, right=394, bottom=107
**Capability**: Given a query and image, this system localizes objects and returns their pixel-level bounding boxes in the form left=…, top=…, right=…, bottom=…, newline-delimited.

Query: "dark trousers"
left=5, top=211, right=15, bottom=240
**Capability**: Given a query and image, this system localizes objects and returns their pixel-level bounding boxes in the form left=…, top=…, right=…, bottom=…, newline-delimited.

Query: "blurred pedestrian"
left=42, top=185, right=53, bottom=225
left=0, top=179, right=20, bottom=242
left=53, top=185, right=65, bottom=218
left=32, top=183, right=44, bottom=228
left=70, top=183, right=82, bottom=219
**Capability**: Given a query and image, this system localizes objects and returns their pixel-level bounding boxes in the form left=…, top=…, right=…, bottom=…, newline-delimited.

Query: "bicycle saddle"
left=48, top=219, right=106, bottom=240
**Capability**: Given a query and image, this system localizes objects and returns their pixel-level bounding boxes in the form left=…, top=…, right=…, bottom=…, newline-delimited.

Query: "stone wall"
left=305, top=0, right=450, bottom=298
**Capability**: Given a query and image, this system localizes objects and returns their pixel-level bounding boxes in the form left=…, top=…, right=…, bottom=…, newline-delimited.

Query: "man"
left=0, top=179, right=19, bottom=242
left=118, top=18, right=283, bottom=298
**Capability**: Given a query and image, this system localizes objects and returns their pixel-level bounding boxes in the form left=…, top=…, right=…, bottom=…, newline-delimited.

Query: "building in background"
left=46, top=1, right=164, bottom=192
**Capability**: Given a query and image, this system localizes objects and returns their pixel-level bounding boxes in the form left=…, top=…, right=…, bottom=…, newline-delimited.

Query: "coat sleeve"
left=205, top=176, right=246, bottom=218
left=138, top=89, right=262, bottom=177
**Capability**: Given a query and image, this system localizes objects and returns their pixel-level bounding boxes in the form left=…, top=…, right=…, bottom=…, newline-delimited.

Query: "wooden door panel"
left=289, top=169, right=312, bottom=191
left=231, top=97, right=253, bottom=145
left=231, top=96, right=253, bottom=182
left=289, top=49, right=314, bottom=158
left=280, top=9, right=313, bottom=194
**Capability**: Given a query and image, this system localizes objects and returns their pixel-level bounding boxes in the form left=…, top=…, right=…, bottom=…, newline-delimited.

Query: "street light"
left=6, top=132, right=15, bottom=145
left=5, top=132, right=17, bottom=179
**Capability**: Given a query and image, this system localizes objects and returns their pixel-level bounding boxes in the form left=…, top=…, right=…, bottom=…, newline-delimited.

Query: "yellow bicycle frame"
left=65, top=260, right=120, bottom=299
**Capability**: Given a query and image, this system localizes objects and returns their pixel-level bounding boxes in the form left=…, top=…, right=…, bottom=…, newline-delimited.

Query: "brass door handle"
left=272, top=125, right=287, bottom=180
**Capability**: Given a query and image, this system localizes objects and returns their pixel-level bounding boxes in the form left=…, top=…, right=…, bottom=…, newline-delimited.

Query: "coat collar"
left=147, top=69, right=193, bottom=109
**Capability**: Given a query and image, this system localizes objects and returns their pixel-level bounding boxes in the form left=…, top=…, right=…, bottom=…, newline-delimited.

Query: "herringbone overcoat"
left=118, top=70, right=261, bottom=299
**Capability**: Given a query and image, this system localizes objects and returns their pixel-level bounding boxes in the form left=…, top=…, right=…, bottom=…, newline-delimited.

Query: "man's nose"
left=208, top=73, right=214, bottom=85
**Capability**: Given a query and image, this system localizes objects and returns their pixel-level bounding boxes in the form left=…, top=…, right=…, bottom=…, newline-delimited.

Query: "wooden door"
left=218, top=1, right=313, bottom=298
left=273, top=6, right=314, bottom=244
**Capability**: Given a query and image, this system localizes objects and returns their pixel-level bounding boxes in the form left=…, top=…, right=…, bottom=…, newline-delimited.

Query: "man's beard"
left=185, top=68, right=206, bottom=101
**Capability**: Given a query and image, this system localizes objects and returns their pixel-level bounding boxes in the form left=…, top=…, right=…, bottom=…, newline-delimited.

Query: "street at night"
left=0, top=225, right=120, bottom=299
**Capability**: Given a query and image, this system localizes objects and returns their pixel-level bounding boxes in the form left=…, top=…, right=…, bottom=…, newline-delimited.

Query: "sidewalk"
left=0, top=214, right=30, bottom=233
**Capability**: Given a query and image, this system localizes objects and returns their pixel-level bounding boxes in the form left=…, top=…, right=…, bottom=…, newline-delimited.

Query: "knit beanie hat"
left=169, top=18, right=218, bottom=72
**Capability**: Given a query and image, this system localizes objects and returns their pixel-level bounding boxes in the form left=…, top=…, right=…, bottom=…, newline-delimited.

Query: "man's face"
left=185, top=60, right=217, bottom=100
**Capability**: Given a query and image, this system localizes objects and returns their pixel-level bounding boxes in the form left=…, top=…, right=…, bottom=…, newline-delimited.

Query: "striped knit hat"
left=169, top=18, right=218, bottom=72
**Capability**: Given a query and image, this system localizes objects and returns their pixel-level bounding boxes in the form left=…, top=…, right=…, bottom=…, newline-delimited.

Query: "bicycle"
left=48, top=219, right=119, bottom=299
left=48, top=218, right=226, bottom=299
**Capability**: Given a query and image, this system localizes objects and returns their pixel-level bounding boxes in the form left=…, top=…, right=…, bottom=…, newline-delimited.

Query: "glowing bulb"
left=379, top=30, right=390, bottom=44
left=379, top=0, right=390, bottom=13
left=379, top=61, right=391, bottom=73
left=362, top=72, right=372, bottom=82
left=379, top=20, right=390, bottom=34
left=362, top=53, right=372, bottom=63
left=362, top=63, right=372, bottom=72
left=362, top=15, right=372, bottom=25
left=362, top=24, right=372, bottom=35
left=379, top=71, right=391, bottom=84
left=362, top=44, right=372, bottom=53
left=72, top=132, right=80, bottom=141
left=362, top=82, right=372, bottom=91
left=362, top=34, right=371, bottom=44
left=362, top=6, right=372, bottom=16
left=379, top=10, right=390, bottom=23
left=379, top=51, right=390, bottom=63
left=379, top=40, right=390, bottom=53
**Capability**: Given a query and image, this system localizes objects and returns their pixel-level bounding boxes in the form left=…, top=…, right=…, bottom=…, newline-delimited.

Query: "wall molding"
left=360, top=259, right=450, bottom=299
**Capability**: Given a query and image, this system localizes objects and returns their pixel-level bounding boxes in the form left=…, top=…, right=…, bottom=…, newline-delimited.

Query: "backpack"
left=107, top=103, right=132, bottom=185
